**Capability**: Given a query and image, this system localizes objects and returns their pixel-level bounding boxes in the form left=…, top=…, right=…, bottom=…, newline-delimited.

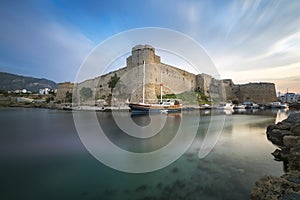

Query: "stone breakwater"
left=251, top=112, right=300, bottom=200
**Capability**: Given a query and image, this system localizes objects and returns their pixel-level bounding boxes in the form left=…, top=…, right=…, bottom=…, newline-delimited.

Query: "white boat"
left=129, top=60, right=182, bottom=114
left=270, top=101, right=281, bottom=108
left=243, top=101, right=259, bottom=109
left=251, top=103, right=260, bottom=109
left=216, top=102, right=234, bottom=110
left=201, top=104, right=211, bottom=109
left=268, top=102, right=289, bottom=109
left=233, top=104, right=246, bottom=109
left=280, top=103, right=289, bottom=109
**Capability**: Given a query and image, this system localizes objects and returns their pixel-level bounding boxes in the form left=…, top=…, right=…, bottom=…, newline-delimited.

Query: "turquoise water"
left=0, top=108, right=288, bottom=199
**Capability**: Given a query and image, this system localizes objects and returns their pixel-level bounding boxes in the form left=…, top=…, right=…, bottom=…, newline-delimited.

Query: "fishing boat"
left=216, top=102, right=234, bottom=110
left=129, top=100, right=182, bottom=114
left=243, top=101, right=259, bottom=109
left=129, top=61, right=182, bottom=114
left=233, top=104, right=246, bottom=110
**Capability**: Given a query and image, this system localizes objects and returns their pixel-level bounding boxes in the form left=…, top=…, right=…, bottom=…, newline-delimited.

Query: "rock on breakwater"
left=251, top=112, right=300, bottom=199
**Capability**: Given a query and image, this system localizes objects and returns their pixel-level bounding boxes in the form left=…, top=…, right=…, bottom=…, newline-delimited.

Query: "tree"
left=80, top=87, right=93, bottom=101
left=107, top=73, right=120, bottom=94
left=65, top=91, right=72, bottom=103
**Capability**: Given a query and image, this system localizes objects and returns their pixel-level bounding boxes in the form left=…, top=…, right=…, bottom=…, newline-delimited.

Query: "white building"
left=14, top=89, right=31, bottom=94
left=39, top=88, right=51, bottom=95
left=278, top=93, right=300, bottom=103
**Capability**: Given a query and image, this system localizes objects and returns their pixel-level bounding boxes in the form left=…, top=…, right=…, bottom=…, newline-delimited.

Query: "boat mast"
left=142, top=60, right=145, bottom=104
left=160, top=69, right=163, bottom=103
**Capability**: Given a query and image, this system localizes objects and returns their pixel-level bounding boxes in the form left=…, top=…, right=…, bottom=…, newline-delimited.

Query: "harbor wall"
left=223, top=80, right=277, bottom=104
left=55, top=82, right=74, bottom=101
left=238, top=82, right=277, bottom=104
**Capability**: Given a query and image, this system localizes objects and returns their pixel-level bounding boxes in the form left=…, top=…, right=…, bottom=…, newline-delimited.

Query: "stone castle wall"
left=62, top=44, right=277, bottom=105
left=222, top=79, right=236, bottom=101
left=238, top=83, right=277, bottom=103
left=223, top=80, right=277, bottom=104
left=74, top=45, right=199, bottom=104
left=55, top=82, right=74, bottom=101
left=196, top=74, right=225, bottom=100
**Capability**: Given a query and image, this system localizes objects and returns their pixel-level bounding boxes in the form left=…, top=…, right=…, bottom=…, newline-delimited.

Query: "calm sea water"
left=0, top=108, right=289, bottom=200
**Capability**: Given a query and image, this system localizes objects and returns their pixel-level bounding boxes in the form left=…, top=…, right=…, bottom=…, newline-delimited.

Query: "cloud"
left=201, top=0, right=300, bottom=88
left=0, top=0, right=299, bottom=93
left=0, top=1, right=94, bottom=82
left=220, top=61, right=300, bottom=92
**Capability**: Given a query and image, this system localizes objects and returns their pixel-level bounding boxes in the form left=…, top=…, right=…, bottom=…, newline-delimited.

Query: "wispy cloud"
left=0, top=1, right=94, bottom=82
left=199, top=0, right=300, bottom=92
left=0, top=0, right=299, bottom=91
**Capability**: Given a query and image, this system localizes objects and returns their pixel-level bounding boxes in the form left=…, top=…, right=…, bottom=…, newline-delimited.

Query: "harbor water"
left=0, top=108, right=289, bottom=200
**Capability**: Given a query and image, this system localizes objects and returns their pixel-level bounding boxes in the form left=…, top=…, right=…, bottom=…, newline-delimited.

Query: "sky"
left=0, top=0, right=300, bottom=93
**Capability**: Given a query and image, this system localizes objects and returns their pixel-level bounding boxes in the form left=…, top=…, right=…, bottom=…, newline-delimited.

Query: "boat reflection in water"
left=130, top=109, right=183, bottom=118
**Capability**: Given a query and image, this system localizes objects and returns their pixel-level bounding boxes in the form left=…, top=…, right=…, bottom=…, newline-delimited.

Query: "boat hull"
left=129, top=103, right=182, bottom=114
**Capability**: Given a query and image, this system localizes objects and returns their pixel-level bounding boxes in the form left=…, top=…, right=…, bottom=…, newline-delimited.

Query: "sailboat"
left=128, top=61, right=182, bottom=114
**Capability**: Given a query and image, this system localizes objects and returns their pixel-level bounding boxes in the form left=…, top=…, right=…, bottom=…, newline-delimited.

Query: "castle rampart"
left=55, top=82, right=74, bottom=101
left=66, top=44, right=277, bottom=105
left=223, top=80, right=277, bottom=104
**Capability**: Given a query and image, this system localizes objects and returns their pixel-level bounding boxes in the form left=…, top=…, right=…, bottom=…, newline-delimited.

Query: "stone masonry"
left=55, top=82, right=74, bottom=101
left=64, top=44, right=276, bottom=105
left=223, top=79, right=277, bottom=104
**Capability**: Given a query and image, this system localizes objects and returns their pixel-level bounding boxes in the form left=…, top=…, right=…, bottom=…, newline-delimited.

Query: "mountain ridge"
left=0, top=71, right=57, bottom=92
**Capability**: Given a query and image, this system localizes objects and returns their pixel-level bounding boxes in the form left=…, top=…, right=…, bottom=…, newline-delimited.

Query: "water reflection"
left=275, top=109, right=290, bottom=123
left=199, top=108, right=289, bottom=121
left=97, top=112, right=181, bottom=153
left=0, top=108, right=291, bottom=200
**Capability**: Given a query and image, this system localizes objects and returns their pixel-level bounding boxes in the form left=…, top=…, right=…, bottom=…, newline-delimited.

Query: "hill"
left=0, top=72, right=57, bottom=92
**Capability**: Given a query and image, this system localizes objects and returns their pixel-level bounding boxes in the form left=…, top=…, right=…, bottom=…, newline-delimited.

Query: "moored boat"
left=267, top=101, right=289, bottom=109
left=216, top=102, right=234, bottom=110
left=233, top=104, right=246, bottom=110
left=129, top=60, right=182, bottom=114
left=129, top=100, right=182, bottom=114
left=243, top=101, right=259, bottom=109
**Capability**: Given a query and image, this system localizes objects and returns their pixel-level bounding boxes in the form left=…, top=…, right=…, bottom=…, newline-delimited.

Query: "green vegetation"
left=0, top=90, right=9, bottom=96
left=79, top=87, right=93, bottom=101
left=46, top=96, right=55, bottom=103
left=158, top=93, right=177, bottom=99
left=107, top=73, right=120, bottom=93
left=177, top=91, right=199, bottom=105
left=65, top=91, right=73, bottom=103
left=157, top=90, right=211, bottom=105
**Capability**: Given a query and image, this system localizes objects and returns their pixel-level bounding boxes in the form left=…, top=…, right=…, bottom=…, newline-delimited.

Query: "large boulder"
left=250, top=172, right=300, bottom=200
left=252, top=112, right=300, bottom=199
left=266, top=112, right=300, bottom=146
left=285, top=111, right=300, bottom=123
left=283, top=135, right=300, bottom=149
left=267, top=128, right=294, bottom=146
left=291, top=123, right=300, bottom=135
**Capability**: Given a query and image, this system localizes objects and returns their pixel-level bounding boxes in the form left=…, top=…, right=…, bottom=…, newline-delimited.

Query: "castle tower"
left=126, top=44, right=161, bottom=68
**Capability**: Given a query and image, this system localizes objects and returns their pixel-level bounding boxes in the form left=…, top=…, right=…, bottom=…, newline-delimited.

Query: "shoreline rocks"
left=251, top=112, right=300, bottom=199
left=251, top=171, right=300, bottom=200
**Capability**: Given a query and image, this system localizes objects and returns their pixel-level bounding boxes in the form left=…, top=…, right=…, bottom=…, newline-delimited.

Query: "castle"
left=56, top=44, right=277, bottom=105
